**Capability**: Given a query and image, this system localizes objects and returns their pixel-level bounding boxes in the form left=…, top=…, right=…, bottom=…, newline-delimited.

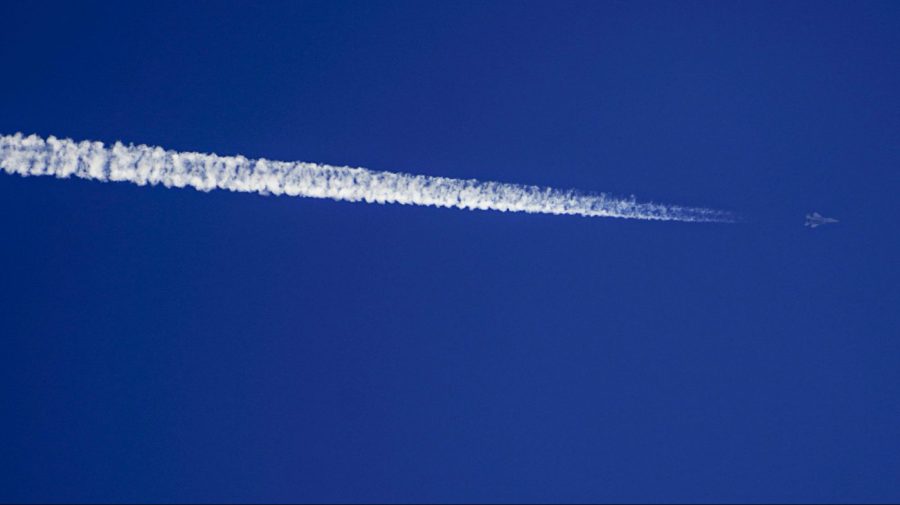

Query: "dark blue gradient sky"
left=2, top=1, right=899, bottom=502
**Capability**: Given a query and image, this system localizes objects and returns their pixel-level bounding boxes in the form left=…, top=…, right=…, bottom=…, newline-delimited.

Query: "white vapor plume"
left=0, top=133, right=733, bottom=222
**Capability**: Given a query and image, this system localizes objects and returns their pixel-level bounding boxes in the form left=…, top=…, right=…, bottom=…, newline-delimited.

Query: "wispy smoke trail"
left=0, top=133, right=732, bottom=222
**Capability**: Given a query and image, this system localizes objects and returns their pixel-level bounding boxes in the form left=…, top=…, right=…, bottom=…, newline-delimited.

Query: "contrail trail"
left=0, top=133, right=733, bottom=222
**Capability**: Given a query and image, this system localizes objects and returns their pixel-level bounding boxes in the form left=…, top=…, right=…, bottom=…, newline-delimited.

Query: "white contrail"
left=0, top=133, right=733, bottom=222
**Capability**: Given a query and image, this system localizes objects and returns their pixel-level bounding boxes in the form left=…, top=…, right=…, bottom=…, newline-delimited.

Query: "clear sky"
left=1, top=1, right=899, bottom=502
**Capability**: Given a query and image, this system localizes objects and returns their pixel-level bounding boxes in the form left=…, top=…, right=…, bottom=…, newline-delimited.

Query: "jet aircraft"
left=805, top=212, right=838, bottom=228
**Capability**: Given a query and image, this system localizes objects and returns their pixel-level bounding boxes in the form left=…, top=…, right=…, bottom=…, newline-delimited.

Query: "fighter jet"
left=805, top=212, right=839, bottom=228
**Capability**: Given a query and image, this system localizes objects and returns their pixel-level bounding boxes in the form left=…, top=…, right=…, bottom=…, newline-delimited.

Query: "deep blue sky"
left=2, top=1, right=899, bottom=502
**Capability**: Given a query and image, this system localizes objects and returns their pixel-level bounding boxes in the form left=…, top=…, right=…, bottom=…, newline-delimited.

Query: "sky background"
left=1, top=1, right=899, bottom=502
